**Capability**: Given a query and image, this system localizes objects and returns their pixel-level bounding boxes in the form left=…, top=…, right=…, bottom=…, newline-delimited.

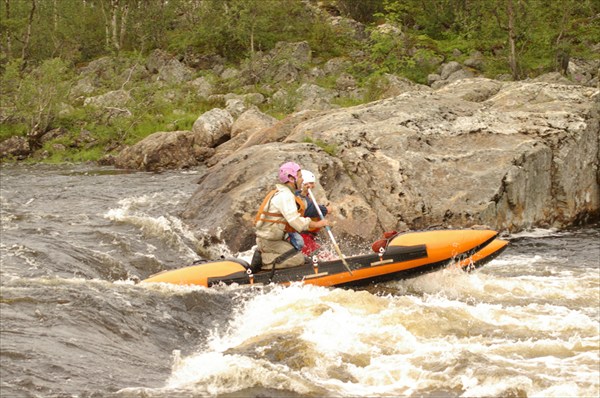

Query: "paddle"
left=306, top=188, right=353, bottom=275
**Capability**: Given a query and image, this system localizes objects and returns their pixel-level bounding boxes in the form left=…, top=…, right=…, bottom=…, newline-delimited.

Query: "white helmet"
left=301, top=170, right=316, bottom=184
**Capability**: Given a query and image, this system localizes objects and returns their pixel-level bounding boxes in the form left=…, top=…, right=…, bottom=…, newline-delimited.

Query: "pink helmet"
left=278, top=161, right=301, bottom=183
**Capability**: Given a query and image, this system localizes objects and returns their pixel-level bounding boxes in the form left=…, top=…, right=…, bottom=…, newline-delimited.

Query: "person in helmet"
left=254, top=162, right=329, bottom=269
left=298, top=170, right=330, bottom=220
left=288, top=170, right=330, bottom=255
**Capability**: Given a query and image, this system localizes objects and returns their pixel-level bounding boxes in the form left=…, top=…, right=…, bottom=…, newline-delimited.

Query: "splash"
left=152, top=255, right=599, bottom=398
left=104, top=194, right=199, bottom=259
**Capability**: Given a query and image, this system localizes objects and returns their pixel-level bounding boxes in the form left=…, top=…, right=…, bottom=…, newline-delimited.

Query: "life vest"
left=295, top=195, right=323, bottom=234
left=254, top=189, right=307, bottom=233
left=295, top=191, right=324, bottom=234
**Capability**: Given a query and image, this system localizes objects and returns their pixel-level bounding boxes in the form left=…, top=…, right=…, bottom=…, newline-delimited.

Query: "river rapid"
left=1, top=164, right=598, bottom=398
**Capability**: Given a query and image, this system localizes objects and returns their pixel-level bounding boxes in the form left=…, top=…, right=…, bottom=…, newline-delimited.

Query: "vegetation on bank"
left=0, top=0, right=598, bottom=163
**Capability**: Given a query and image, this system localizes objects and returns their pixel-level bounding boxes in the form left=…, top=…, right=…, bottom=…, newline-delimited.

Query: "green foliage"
left=37, top=143, right=105, bottom=164
left=335, top=0, right=386, bottom=24
left=261, top=83, right=302, bottom=117
left=1, top=0, right=599, bottom=163
left=361, top=29, right=436, bottom=83
left=0, top=123, right=28, bottom=142
left=169, top=0, right=311, bottom=62
left=1, top=58, right=73, bottom=141
left=365, top=29, right=405, bottom=74
left=362, top=74, right=390, bottom=102
left=331, top=96, right=364, bottom=108
left=119, top=112, right=197, bottom=145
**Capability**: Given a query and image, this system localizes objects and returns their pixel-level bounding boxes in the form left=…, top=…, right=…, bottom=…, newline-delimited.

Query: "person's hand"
left=309, top=219, right=329, bottom=229
left=318, top=219, right=329, bottom=228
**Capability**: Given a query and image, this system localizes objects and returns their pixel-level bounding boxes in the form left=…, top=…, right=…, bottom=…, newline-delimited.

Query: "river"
left=1, top=164, right=598, bottom=398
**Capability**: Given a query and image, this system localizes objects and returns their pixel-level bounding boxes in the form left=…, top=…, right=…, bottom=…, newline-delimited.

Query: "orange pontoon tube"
left=141, top=229, right=508, bottom=288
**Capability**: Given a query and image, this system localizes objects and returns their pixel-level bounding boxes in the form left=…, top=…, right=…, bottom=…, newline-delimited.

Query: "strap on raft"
left=269, top=248, right=299, bottom=282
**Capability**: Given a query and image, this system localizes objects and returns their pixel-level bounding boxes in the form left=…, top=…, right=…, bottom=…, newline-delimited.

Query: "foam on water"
left=153, top=251, right=599, bottom=397
left=508, top=228, right=562, bottom=239
left=104, top=195, right=201, bottom=259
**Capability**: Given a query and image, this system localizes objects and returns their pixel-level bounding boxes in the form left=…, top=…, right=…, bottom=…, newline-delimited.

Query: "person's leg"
left=288, top=232, right=305, bottom=251
left=257, top=238, right=305, bottom=269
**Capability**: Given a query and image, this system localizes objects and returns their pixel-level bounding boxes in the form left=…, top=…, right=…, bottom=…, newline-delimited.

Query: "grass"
left=0, top=123, right=28, bottom=142
left=302, top=136, right=338, bottom=156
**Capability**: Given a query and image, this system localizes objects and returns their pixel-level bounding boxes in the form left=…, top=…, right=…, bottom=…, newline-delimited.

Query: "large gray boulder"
left=206, top=108, right=278, bottom=167
left=113, top=130, right=214, bottom=171
left=180, top=143, right=347, bottom=252
left=178, top=78, right=599, bottom=254
left=191, top=108, right=234, bottom=147
left=113, top=108, right=233, bottom=171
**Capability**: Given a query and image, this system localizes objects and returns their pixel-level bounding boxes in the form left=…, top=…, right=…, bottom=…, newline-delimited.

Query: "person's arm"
left=276, top=191, right=312, bottom=232
left=303, top=199, right=329, bottom=218
left=309, top=218, right=328, bottom=229
left=318, top=204, right=329, bottom=216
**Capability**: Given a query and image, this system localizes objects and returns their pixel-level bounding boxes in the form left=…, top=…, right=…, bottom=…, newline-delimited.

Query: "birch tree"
left=100, top=0, right=130, bottom=52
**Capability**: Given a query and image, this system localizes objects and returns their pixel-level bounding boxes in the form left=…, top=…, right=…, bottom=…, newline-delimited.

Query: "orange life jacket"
left=254, top=189, right=307, bottom=233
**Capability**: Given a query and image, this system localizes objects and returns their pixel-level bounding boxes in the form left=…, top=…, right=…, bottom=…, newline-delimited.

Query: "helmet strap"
left=288, top=175, right=298, bottom=190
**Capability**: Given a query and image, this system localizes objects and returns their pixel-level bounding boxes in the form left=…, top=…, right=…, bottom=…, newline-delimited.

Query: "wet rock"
left=178, top=79, right=598, bottom=253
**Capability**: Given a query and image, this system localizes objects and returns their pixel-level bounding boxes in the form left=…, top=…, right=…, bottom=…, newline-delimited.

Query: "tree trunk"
left=3, top=0, right=12, bottom=59
left=106, top=0, right=129, bottom=52
left=118, top=2, right=129, bottom=50
left=100, top=0, right=110, bottom=49
left=507, top=0, right=518, bottom=80
left=111, top=0, right=119, bottom=51
left=52, top=0, right=59, bottom=55
left=21, top=0, right=37, bottom=62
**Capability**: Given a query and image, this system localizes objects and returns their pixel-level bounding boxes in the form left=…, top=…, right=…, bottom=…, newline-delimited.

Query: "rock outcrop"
left=113, top=130, right=214, bottom=171
left=164, top=78, right=599, bottom=254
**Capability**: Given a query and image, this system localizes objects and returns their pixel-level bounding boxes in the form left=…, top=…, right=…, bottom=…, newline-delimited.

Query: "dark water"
left=1, top=164, right=598, bottom=398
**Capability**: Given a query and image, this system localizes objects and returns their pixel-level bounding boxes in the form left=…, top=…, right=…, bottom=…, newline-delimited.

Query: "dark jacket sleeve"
left=304, top=200, right=328, bottom=218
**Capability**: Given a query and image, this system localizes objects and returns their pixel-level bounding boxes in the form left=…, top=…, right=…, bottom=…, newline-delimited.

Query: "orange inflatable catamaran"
left=142, top=229, right=508, bottom=288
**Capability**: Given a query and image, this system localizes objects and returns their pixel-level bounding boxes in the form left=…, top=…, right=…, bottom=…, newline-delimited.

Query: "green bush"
left=1, top=58, right=73, bottom=144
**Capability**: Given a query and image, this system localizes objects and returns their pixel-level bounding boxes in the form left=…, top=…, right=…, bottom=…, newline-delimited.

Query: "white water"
left=132, top=250, right=599, bottom=398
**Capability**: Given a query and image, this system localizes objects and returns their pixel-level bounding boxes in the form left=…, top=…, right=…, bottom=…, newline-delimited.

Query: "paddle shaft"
left=306, top=188, right=353, bottom=275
